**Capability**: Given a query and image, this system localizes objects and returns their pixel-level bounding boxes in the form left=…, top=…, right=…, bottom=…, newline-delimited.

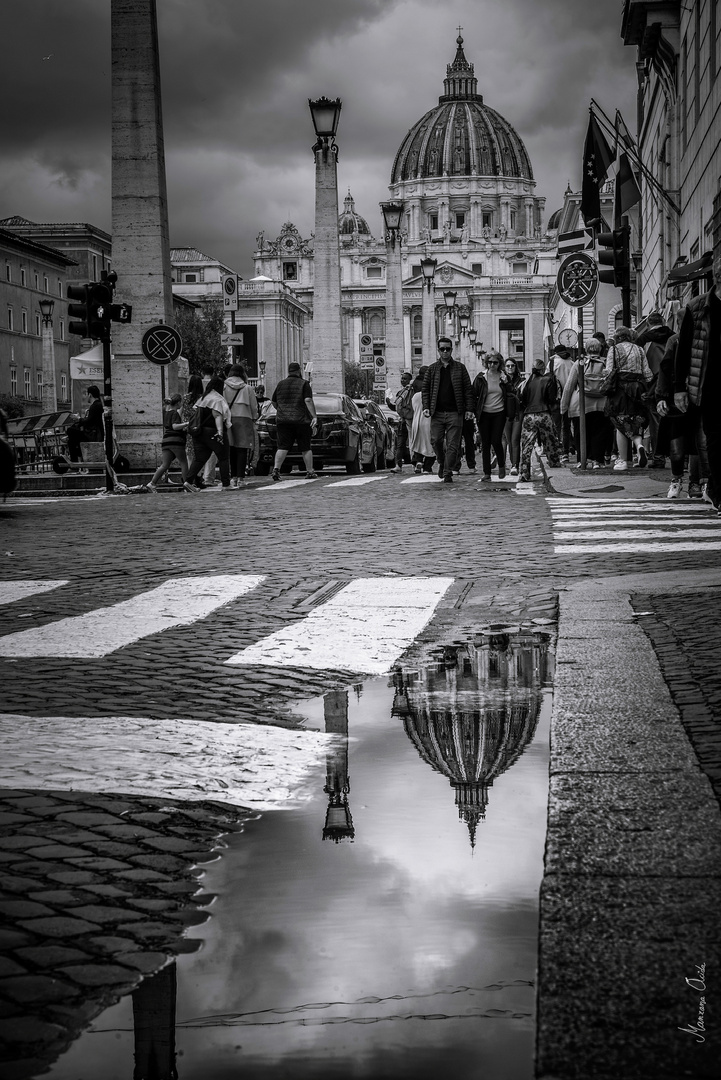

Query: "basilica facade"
left=251, top=34, right=558, bottom=387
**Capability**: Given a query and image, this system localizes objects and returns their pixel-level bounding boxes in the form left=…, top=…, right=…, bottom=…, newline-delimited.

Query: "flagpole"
left=589, top=100, right=680, bottom=215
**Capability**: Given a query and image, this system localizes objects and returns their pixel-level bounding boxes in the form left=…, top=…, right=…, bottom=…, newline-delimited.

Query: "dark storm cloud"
left=0, top=0, right=637, bottom=273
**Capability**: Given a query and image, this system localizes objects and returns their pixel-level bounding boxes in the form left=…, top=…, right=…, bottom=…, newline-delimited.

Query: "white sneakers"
left=612, top=459, right=628, bottom=471
left=667, top=478, right=683, bottom=499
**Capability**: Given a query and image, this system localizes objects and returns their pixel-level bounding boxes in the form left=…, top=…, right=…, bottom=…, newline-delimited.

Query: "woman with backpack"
left=603, top=326, right=654, bottom=471
left=223, top=364, right=258, bottom=486
left=560, top=339, right=612, bottom=469
left=185, top=376, right=233, bottom=490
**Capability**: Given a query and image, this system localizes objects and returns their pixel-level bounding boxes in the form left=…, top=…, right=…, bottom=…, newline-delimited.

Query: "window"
left=92, top=254, right=98, bottom=279
left=283, top=262, right=297, bottom=280
left=57, top=279, right=63, bottom=297
left=185, top=273, right=197, bottom=282
left=471, top=263, right=483, bottom=275
left=366, top=266, right=383, bottom=279
left=21, top=267, right=26, bottom=286
left=10, top=368, right=17, bottom=396
left=60, top=372, right=67, bottom=400
left=36, top=371, right=43, bottom=398
left=35, top=314, right=41, bottom=335
left=412, top=313, right=422, bottom=340
left=368, top=312, right=384, bottom=339
left=455, top=212, right=465, bottom=230
left=482, top=212, right=492, bottom=229
left=59, top=319, right=65, bottom=341
left=429, top=213, right=438, bottom=231
left=512, top=261, right=528, bottom=274
left=411, top=264, right=422, bottom=278
left=34, top=272, right=39, bottom=290
left=510, top=210, right=517, bottom=231
left=7, top=308, right=13, bottom=331
left=5, top=264, right=10, bottom=282
left=21, top=310, right=27, bottom=333
left=24, top=370, right=31, bottom=398
left=43, top=275, right=48, bottom=292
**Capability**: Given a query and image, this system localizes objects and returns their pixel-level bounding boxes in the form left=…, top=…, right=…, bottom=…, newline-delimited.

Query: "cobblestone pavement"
left=1, top=464, right=720, bottom=1077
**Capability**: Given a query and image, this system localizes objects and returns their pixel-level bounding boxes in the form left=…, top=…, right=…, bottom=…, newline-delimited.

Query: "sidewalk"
left=546, top=461, right=674, bottom=499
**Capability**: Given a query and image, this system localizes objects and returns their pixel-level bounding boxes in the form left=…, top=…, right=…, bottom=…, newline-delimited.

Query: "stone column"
left=41, top=317, right=57, bottom=413
left=422, top=278, right=437, bottom=365
left=402, top=306, right=413, bottom=373
left=111, top=0, right=174, bottom=467
left=383, top=235, right=405, bottom=382
left=312, top=144, right=344, bottom=393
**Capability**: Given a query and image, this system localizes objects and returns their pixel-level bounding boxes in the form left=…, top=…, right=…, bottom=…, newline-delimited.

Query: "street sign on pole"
left=372, top=381, right=387, bottom=391
left=141, top=325, right=183, bottom=365
left=374, top=355, right=386, bottom=372
left=557, top=252, right=599, bottom=308
left=557, top=228, right=594, bottom=255
left=222, top=274, right=238, bottom=311
left=360, top=357, right=375, bottom=370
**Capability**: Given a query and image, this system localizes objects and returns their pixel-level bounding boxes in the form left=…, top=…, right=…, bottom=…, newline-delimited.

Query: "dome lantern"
left=440, top=32, right=481, bottom=103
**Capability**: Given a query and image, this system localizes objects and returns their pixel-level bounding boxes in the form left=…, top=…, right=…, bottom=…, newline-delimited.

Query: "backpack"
left=187, top=407, right=206, bottom=437
left=396, top=385, right=414, bottom=422
left=583, top=360, right=610, bottom=398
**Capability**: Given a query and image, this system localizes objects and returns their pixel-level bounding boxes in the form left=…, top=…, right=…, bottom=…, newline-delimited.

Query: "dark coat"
left=674, top=290, right=717, bottom=405
left=471, top=372, right=511, bottom=421
left=635, top=324, right=674, bottom=376
left=421, top=358, right=474, bottom=415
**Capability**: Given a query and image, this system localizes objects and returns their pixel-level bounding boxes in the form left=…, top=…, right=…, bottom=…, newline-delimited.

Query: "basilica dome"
left=391, top=35, right=533, bottom=184
left=338, top=190, right=371, bottom=236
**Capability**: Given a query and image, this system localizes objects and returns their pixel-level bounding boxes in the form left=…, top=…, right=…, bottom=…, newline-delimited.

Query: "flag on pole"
left=614, top=152, right=642, bottom=226
left=614, top=109, right=636, bottom=154
left=580, top=112, right=615, bottom=227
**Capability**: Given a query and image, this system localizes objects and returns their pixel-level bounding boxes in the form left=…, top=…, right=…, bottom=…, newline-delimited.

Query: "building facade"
left=253, top=34, right=558, bottom=390
left=621, top=0, right=721, bottom=315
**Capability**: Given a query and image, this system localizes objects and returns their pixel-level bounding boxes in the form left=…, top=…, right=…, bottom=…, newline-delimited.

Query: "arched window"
left=369, top=312, right=384, bottom=340
left=412, top=313, right=422, bottom=340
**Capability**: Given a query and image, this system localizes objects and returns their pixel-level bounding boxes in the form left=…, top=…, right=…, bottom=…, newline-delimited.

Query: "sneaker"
left=480, top=474, right=492, bottom=482
left=510, top=466, right=518, bottom=476
left=498, top=469, right=506, bottom=479
left=182, top=481, right=197, bottom=494
left=229, top=477, right=239, bottom=488
left=592, top=462, right=601, bottom=470
left=414, top=463, right=423, bottom=474
left=390, top=465, right=402, bottom=473
left=687, top=482, right=703, bottom=499
left=560, top=455, right=569, bottom=465
left=648, top=457, right=666, bottom=469
left=666, top=478, right=683, bottom=499
left=518, top=474, right=531, bottom=483
left=467, top=466, right=477, bottom=473
left=442, top=474, right=453, bottom=484
left=271, top=468, right=282, bottom=482
left=612, top=460, right=628, bottom=471
left=702, top=483, right=714, bottom=505
left=636, top=446, right=648, bottom=468
left=305, top=471, right=318, bottom=479
left=145, top=482, right=158, bottom=493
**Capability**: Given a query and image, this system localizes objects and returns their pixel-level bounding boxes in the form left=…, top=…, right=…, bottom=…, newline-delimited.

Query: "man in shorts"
left=271, top=362, right=319, bottom=480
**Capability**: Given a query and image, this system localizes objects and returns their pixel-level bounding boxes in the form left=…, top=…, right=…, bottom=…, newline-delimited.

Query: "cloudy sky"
left=0, top=0, right=637, bottom=277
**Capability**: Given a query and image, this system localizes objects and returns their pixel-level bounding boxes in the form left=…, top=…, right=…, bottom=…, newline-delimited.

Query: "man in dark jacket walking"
left=673, top=249, right=721, bottom=510
left=636, top=312, right=674, bottom=467
left=421, top=336, right=474, bottom=483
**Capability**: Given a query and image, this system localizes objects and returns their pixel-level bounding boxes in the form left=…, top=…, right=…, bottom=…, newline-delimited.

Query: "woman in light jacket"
left=223, top=365, right=258, bottom=486
left=409, top=367, right=435, bottom=473
left=560, top=339, right=612, bottom=469
left=604, top=326, right=654, bottom=470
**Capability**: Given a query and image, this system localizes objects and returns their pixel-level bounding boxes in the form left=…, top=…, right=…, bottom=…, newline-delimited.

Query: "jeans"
left=571, top=413, right=612, bottom=465
left=229, top=446, right=249, bottom=479
left=503, top=416, right=522, bottom=469
left=479, top=411, right=506, bottom=476
left=394, top=421, right=410, bottom=467
left=461, top=416, right=476, bottom=468
left=187, top=432, right=230, bottom=486
left=430, top=411, right=464, bottom=478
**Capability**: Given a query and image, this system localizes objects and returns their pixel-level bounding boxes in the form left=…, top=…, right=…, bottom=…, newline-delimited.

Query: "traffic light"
left=66, top=282, right=112, bottom=339
left=597, top=226, right=630, bottom=289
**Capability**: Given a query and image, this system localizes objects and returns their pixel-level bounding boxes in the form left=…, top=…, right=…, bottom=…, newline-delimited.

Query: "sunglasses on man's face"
left=439, top=346, right=452, bottom=352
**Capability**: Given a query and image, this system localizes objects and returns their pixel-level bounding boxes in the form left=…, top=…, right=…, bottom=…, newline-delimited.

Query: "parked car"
left=352, top=399, right=396, bottom=470
left=255, top=393, right=377, bottom=474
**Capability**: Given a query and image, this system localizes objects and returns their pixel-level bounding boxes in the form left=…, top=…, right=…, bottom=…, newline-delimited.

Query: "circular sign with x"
left=557, top=252, right=599, bottom=308
left=141, top=325, right=183, bottom=365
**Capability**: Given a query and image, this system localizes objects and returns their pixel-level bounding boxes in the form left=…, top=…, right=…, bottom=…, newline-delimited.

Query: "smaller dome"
left=338, top=190, right=370, bottom=236
left=547, top=208, right=563, bottom=231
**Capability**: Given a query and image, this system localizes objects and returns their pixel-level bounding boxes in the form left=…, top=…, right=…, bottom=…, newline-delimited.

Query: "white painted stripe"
left=0, top=581, right=68, bottom=607
left=554, top=542, right=721, bottom=553
left=0, top=714, right=333, bottom=812
left=327, top=475, right=389, bottom=487
left=513, top=483, right=539, bottom=495
left=550, top=503, right=710, bottom=512
left=553, top=517, right=714, bottom=527
left=256, top=478, right=320, bottom=492
left=225, top=576, right=453, bottom=675
left=400, top=473, right=441, bottom=484
left=555, top=529, right=721, bottom=540
left=0, top=575, right=265, bottom=658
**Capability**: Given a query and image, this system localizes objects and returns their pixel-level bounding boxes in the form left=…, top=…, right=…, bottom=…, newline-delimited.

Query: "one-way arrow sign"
left=557, top=228, right=594, bottom=255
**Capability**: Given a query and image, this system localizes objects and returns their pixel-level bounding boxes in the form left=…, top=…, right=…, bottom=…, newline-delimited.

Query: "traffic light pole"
left=102, top=332, right=115, bottom=494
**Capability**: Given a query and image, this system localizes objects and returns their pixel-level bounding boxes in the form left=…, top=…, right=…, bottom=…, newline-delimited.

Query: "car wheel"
left=51, top=455, right=69, bottom=475
left=113, top=455, right=131, bottom=474
left=346, top=447, right=361, bottom=474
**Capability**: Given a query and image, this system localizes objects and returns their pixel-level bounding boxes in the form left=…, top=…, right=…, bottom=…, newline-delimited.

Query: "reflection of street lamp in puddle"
left=393, top=632, right=548, bottom=848
left=322, top=689, right=354, bottom=842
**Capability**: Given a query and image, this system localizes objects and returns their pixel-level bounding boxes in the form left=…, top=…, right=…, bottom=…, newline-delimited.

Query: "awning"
left=70, top=344, right=104, bottom=380
left=667, top=251, right=713, bottom=284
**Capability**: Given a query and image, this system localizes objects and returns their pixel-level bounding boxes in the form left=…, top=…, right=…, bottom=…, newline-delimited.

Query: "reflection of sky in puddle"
left=45, top=633, right=552, bottom=1080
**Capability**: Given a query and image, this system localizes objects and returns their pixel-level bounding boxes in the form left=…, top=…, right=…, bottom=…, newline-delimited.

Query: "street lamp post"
left=309, top=96, right=344, bottom=394
left=380, top=200, right=406, bottom=380
left=38, top=297, right=57, bottom=413
left=421, top=256, right=437, bottom=364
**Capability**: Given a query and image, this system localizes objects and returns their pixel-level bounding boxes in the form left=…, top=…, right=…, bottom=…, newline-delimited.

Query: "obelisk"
left=111, top=0, right=174, bottom=466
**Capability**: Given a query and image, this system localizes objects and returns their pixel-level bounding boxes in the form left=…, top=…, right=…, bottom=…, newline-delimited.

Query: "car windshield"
left=259, top=394, right=345, bottom=418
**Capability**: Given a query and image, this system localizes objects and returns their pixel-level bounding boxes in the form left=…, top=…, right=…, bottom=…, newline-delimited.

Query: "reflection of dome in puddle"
left=392, top=634, right=549, bottom=847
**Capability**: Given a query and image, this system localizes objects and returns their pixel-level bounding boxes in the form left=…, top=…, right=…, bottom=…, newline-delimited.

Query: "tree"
left=0, top=394, right=25, bottom=419
left=343, top=360, right=371, bottom=399
left=173, top=302, right=227, bottom=375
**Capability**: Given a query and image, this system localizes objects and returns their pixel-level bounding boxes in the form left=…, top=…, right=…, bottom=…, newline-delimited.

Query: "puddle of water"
left=43, top=631, right=553, bottom=1080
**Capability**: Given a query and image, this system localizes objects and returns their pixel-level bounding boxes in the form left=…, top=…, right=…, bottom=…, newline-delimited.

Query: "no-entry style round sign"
left=557, top=252, right=599, bottom=308
left=141, top=325, right=183, bottom=365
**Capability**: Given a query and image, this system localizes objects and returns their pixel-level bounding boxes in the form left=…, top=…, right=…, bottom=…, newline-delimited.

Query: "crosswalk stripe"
left=400, top=473, right=441, bottom=484
left=256, top=478, right=319, bottom=492
left=224, top=576, right=453, bottom=675
left=555, top=542, right=721, bottom=553
left=0, top=581, right=68, bottom=607
left=0, top=575, right=265, bottom=658
left=556, top=529, right=721, bottom=540
left=549, top=505, right=711, bottom=514
left=327, top=475, right=389, bottom=488
left=552, top=517, right=712, bottom=527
